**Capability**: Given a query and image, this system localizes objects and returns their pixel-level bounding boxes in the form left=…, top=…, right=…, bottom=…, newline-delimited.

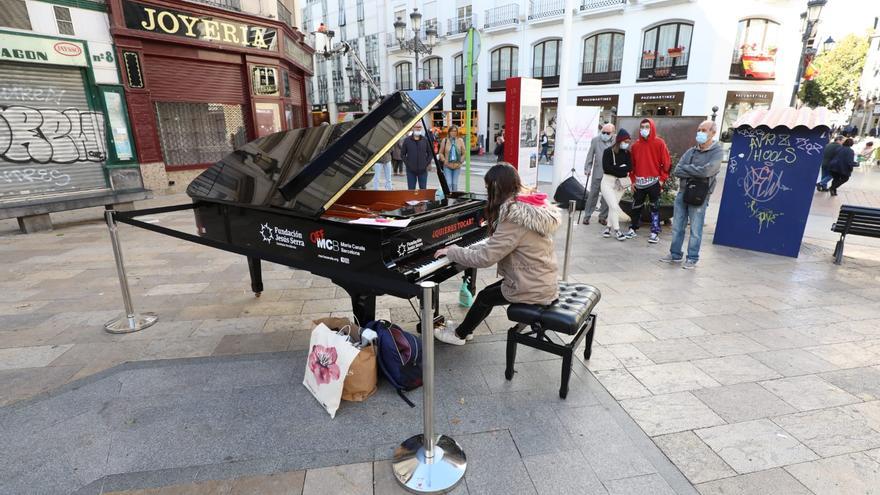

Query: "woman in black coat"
left=829, top=138, right=857, bottom=196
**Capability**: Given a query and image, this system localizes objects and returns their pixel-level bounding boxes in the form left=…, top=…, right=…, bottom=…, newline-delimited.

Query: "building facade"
left=1, top=0, right=150, bottom=232
left=312, top=0, right=803, bottom=150
left=854, top=17, right=880, bottom=136
left=107, top=0, right=314, bottom=192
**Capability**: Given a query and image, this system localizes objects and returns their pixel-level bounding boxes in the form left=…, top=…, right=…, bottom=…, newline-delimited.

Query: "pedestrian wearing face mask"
left=600, top=129, right=633, bottom=241
left=660, top=120, right=722, bottom=269
left=402, top=122, right=433, bottom=189
left=628, top=118, right=671, bottom=244
left=582, top=123, right=615, bottom=225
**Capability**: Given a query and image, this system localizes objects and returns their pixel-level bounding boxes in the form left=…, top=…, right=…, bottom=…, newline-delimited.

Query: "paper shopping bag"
left=303, top=323, right=359, bottom=418
left=342, top=343, right=377, bottom=402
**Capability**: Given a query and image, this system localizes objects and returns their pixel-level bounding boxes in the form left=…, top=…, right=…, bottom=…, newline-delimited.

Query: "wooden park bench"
left=831, top=205, right=880, bottom=264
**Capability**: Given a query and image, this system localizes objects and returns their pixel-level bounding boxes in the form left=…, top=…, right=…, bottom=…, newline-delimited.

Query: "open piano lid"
left=186, top=90, right=443, bottom=218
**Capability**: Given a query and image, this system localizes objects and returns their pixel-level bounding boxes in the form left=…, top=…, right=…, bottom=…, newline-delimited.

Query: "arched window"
left=638, top=22, right=693, bottom=81
left=730, top=18, right=780, bottom=79
left=532, top=39, right=561, bottom=84
left=581, top=32, right=624, bottom=84
left=454, top=53, right=463, bottom=88
left=395, top=62, right=412, bottom=90
left=490, top=46, right=518, bottom=89
left=423, top=57, right=443, bottom=87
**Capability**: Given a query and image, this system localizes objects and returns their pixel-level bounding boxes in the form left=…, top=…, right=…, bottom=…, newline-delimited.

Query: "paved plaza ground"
left=3, top=162, right=880, bottom=494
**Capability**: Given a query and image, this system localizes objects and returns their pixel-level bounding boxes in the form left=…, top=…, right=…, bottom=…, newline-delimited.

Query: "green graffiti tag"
left=746, top=200, right=783, bottom=233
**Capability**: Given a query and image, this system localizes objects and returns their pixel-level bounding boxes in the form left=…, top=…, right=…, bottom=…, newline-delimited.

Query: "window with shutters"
left=0, top=0, right=32, bottom=30
left=54, top=6, right=75, bottom=36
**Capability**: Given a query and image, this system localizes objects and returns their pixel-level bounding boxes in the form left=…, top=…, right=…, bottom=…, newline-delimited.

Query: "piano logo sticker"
left=396, top=238, right=424, bottom=257
left=310, top=229, right=365, bottom=264
left=259, top=222, right=304, bottom=250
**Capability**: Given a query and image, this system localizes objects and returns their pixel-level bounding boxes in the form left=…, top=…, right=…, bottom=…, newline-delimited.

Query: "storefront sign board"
left=0, top=32, right=87, bottom=67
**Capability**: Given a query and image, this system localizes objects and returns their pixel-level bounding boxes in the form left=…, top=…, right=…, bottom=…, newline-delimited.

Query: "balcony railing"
left=187, top=0, right=242, bottom=11
left=579, top=0, right=626, bottom=14
left=484, top=4, right=519, bottom=30
left=528, top=0, right=564, bottom=21
left=580, top=57, right=622, bottom=84
left=730, top=49, right=777, bottom=80
left=638, top=50, right=690, bottom=81
left=386, top=33, right=399, bottom=48
left=395, top=81, right=413, bottom=91
left=447, top=15, right=477, bottom=36
left=531, top=65, right=560, bottom=86
left=277, top=1, right=292, bottom=26
left=490, top=69, right=519, bottom=89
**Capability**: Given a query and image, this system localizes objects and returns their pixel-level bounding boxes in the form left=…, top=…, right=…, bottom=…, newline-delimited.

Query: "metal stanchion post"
left=103, top=210, right=158, bottom=334
left=392, top=281, right=467, bottom=493
left=562, top=199, right=575, bottom=282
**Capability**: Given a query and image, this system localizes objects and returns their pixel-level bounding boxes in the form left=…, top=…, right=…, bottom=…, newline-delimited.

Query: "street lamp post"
left=790, top=0, right=828, bottom=107
left=394, top=8, right=437, bottom=89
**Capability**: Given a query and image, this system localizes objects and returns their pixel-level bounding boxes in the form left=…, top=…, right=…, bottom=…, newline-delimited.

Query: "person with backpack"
left=438, top=125, right=466, bottom=192
left=659, top=120, right=723, bottom=269
left=599, top=129, right=633, bottom=241
left=539, top=130, right=551, bottom=163
left=828, top=138, right=857, bottom=196
left=432, top=163, right=561, bottom=345
left=628, top=118, right=671, bottom=244
left=493, top=126, right=505, bottom=162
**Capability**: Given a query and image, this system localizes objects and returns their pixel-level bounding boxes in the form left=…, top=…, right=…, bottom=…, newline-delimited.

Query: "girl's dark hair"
left=483, top=162, right=521, bottom=233
left=844, top=138, right=854, bottom=147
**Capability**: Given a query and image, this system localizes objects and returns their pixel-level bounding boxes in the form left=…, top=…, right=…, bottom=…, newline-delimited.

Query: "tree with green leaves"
left=798, top=33, right=869, bottom=110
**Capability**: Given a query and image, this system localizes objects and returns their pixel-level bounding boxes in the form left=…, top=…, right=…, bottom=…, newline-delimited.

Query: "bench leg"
left=505, top=325, right=519, bottom=380
left=583, top=315, right=597, bottom=360
left=560, top=350, right=573, bottom=399
left=834, top=236, right=845, bottom=265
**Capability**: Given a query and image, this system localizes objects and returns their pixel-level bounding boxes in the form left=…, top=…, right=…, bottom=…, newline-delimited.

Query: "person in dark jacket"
left=402, top=122, right=433, bottom=189
left=817, top=135, right=844, bottom=191
left=391, top=139, right=404, bottom=176
left=659, top=120, right=723, bottom=269
left=599, top=129, right=633, bottom=241
left=829, top=138, right=857, bottom=196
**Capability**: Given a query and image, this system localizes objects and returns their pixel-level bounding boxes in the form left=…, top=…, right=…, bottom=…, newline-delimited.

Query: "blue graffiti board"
left=713, top=125, right=829, bottom=258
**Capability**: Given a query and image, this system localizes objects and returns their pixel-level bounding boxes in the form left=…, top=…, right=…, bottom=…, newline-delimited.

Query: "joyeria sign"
left=122, top=0, right=277, bottom=51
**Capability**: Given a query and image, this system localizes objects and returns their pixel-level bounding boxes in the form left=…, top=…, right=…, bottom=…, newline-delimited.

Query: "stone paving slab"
left=1, top=344, right=695, bottom=495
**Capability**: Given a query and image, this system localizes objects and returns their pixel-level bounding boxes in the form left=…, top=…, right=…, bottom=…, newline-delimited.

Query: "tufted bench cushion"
left=507, top=282, right=601, bottom=335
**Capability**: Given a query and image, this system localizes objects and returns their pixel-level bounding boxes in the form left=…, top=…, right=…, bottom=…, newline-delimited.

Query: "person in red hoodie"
left=628, top=118, right=671, bottom=244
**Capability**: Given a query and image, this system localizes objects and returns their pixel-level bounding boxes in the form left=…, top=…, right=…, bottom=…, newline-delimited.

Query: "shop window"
left=490, top=46, right=518, bottom=89
left=423, top=57, right=443, bottom=88
left=155, top=102, right=246, bottom=167
left=252, top=66, right=279, bottom=96
left=532, top=39, right=561, bottom=86
left=54, top=6, right=75, bottom=35
left=730, top=18, right=779, bottom=80
left=122, top=52, right=144, bottom=89
left=581, top=32, right=624, bottom=84
left=0, top=0, right=31, bottom=30
left=639, top=22, right=693, bottom=81
left=395, top=62, right=412, bottom=91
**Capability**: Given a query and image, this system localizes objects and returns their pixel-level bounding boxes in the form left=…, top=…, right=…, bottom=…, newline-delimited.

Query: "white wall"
left=24, top=0, right=119, bottom=84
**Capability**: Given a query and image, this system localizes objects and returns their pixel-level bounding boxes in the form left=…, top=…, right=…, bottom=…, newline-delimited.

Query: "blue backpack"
left=365, top=320, right=422, bottom=407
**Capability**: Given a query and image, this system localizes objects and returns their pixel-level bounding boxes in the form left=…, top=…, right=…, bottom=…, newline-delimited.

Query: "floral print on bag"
left=308, top=345, right=341, bottom=384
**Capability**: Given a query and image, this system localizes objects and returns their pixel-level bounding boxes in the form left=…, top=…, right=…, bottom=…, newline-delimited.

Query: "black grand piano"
left=111, top=90, right=488, bottom=323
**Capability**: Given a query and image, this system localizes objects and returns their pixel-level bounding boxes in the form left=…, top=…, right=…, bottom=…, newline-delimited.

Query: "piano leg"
left=349, top=292, right=377, bottom=324
left=247, top=257, right=263, bottom=297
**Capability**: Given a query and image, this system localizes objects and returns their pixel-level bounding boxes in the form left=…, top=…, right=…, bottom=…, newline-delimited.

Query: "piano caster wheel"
left=254, top=292, right=262, bottom=298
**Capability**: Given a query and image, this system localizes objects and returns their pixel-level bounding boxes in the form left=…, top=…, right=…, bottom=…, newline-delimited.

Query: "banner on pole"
left=556, top=106, right=601, bottom=184
left=504, top=77, right=542, bottom=187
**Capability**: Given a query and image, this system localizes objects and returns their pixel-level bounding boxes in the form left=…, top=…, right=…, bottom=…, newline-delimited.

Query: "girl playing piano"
left=433, top=162, right=561, bottom=345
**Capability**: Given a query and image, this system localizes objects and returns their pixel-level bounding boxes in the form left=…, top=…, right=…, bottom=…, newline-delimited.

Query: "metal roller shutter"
left=0, top=62, right=108, bottom=202
left=144, top=56, right=246, bottom=104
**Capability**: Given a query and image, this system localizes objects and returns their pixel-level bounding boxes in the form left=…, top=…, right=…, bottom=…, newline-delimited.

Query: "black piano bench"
left=504, top=282, right=601, bottom=399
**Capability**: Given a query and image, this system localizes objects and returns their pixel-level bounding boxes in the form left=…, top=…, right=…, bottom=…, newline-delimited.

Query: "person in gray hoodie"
left=660, top=120, right=722, bottom=269
left=582, top=123, right=615, bottom=225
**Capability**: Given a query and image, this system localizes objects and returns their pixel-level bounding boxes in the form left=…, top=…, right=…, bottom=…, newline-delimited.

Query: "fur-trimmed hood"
left=499, top=192, right=561, bottom=237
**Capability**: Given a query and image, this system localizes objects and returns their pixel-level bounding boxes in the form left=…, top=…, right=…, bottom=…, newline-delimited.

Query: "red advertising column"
left=504, top=77, right=542, bottom=187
